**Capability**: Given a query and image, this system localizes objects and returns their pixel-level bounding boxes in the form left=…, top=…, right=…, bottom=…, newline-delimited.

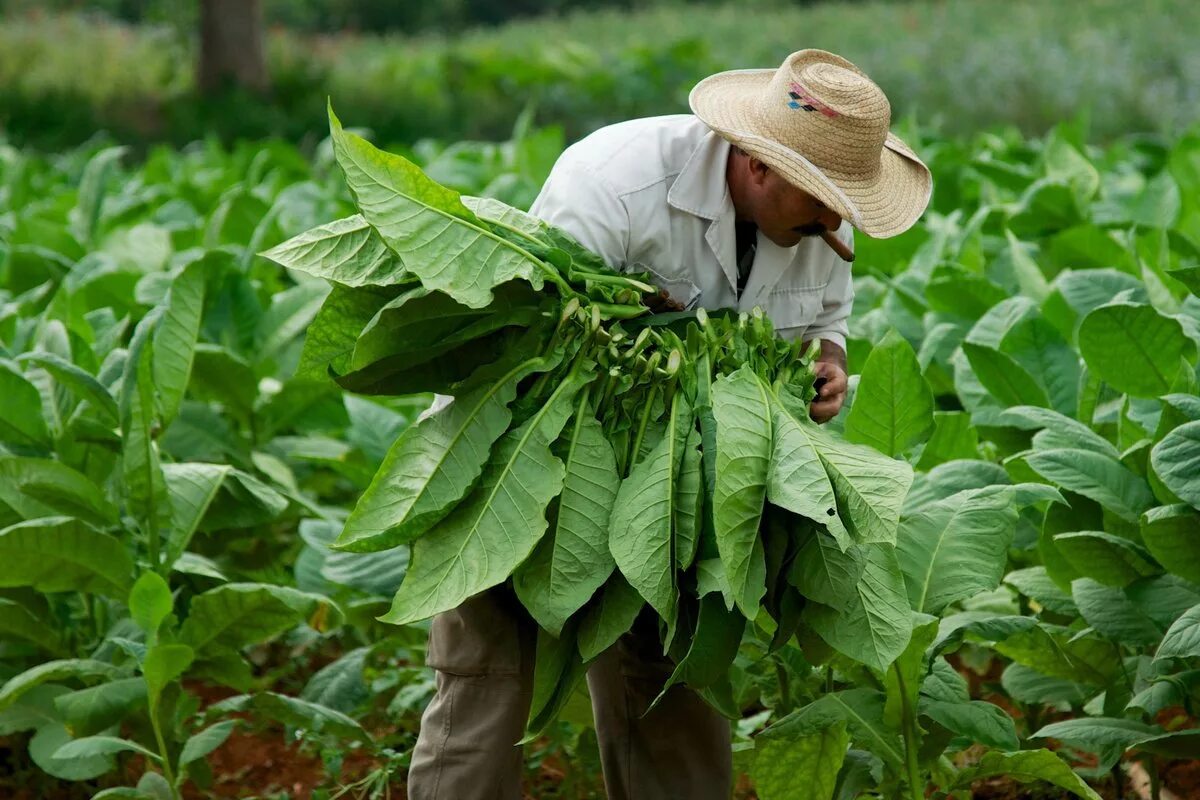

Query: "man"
left=407, top=49, right=931, bottom=800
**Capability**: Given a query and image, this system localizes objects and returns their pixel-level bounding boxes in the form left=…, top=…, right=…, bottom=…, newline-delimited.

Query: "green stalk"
left=149, top=701, right=180, bottom=798
left=627, top=384, right=660, bottom=477
left=573, top=270, right=657, bottom=294
left=893, top=666, right=925, bottom=800
left=147, top=514, right=162, bottom=575
left=591, top=302, right=648, bottom=319
left=775, top=660, right=794, bottom=716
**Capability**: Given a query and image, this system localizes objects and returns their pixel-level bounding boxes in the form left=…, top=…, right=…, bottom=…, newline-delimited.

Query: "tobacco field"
left=0, top=101, right=1199, bottom=800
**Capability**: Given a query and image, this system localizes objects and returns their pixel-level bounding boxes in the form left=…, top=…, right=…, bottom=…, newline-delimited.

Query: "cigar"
left=820, top=230, right=855, bottom=262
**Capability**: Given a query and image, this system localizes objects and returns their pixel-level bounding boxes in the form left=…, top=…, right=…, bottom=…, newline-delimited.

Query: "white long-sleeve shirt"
left=529, top=114, right=854, bottom=350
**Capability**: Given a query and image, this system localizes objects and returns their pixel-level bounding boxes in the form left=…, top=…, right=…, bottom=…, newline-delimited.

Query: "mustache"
left=792, top=222, right=828, bottom=237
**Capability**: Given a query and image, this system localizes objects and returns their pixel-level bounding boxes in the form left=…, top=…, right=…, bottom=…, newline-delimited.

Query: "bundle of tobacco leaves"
left=263, top=106, right=913, bottom=732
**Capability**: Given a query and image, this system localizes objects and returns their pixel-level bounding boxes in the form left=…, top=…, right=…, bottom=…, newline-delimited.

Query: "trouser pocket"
left=425, top=587, right=530, bottom=676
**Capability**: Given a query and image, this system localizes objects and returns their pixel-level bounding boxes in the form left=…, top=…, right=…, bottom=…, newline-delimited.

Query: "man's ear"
left=747, top=156, right=771, bottom=187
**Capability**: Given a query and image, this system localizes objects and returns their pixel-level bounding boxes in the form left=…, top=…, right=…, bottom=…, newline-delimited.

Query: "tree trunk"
left=198, top=0, right=269, bottom=94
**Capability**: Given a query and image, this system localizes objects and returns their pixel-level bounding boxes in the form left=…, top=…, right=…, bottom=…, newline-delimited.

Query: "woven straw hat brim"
left=689, top=68, right=932, bottom=239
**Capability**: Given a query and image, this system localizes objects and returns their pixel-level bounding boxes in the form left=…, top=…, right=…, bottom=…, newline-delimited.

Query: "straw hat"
left=689, top=49, right=931, bottom=238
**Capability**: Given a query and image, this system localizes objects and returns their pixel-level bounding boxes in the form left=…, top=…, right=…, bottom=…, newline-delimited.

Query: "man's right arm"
left=529, top=163, right=630, bottom=271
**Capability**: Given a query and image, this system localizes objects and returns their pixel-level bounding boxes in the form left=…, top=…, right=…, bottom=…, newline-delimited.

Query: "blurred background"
left=1, top=0, right=1195, bottom=151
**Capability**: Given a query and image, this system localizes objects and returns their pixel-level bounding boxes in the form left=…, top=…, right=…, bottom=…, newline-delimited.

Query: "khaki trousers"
left=407, top=587, right=733, bottom=800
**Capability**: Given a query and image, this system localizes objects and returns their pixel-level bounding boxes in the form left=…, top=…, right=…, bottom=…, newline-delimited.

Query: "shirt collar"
left=667, top=129, right=732, bottom=221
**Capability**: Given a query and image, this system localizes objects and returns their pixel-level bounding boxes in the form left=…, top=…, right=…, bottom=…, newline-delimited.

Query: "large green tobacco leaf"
left=1003, top=230, right=1051, bottom=302
left=197, top=469, right=289, bottom=531
left=902, top=460, right=1008, bottom=513
left=750, top=721, right=847, bottom=800
left=144, top=643, right=194, bottom=710
left=207, top=692, right=368, bottom=742
left=1000, top=315, right=1080, bottom=415
left=17, top=352, right=119, bottom=427
left=301, top=648, right=369, bottom=714
left=961, top=342, right=1052, bottom=408
left=0, top=598, right=65, bottom=656
left=1004, top=566, right=1079, bottom=616
left=381, top=369, right=591, bottom=625
left=129, top=572, right=172, bottom=641
left=674, top=425, right=703, bottom=570
left=1053, top=531, right=1160, bottom=587
left=760, top=688, right=903, bottom=770
left=1155, top=603, right=1200, bottom=663
left=162, top=462, right=230, bottom=562
left=261, top=214, right=407, bottom=286
left=844, top=329, right=934, bottom=458
left=348, top=283, right=544, bottom=375
left=337, top=356, right=549, bottom=553
left=296, top=283, right=399, bottom=380
left=0, top=517, right=133, bottom=598
left=30, top=723, right=115, bottom=782
left=179, top=720, right=236, bottom=767
left=656, top=592, right=745, bottom=702
left=896, top=486, right=1019, bottom=614
left=713, top=366, right=771, bottom=616
left=328, top=105, right=545, bottom=309
left=998, top=406, right=1119, bottom=458
left=300, top=519, right=409, bottom=597
left=180, top=584, right=343, bottom=653
left=577, top=573, right=644, bottom=662
left=789, top=532, right=866, bottom=613
left=947, top=750, right=1101, bottom=800
left=993, top=623, right=1121, bottom=686
left=1151, top=420, right=1200, bottom=510
left=121, top=310, right=172, bottom=535
left=1034, top=717, right=1168, bottom=772
left=53, top=735, right=160, bottom=763
left=1071, top=579, right=1162, bottom=645
left=915, top=411, right=979, bottom=469
left=1001, top=663, right=1090, bottom=707
left=0, top=457, right=118, bottom=527
left=1078, top=302, right=1196, bottom=397
left=802, top=411, right=913, bottom=546
left=152, top=260, right=206, bottom=426
left=524, top=622, right=588, bottom=741
left=766, top=385, right=849, bottom=547
left=516, top=402, right=619, bottom=636
left=0, top=359, right=51, bottom=450
left=610, top=392, right=691, bottom=622
left=803, top=544, right=912, bottom=671
left=0, top=660, right=122, bottom=711
left=53, top=679, right=146, bottom=736
left=1124, top=575, right=1200, bottom=632
left=1140, top=504, right=1200, bottom=583
left=70, top=145, right=126, bottom=246
left=254, top=280, right=331, bottom=368
left=918, top=660, right=1019, bottom=750
left=1024, top=448, right=1154, bottom=522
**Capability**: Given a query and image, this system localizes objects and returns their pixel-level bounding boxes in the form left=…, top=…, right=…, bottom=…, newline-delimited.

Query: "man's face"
left=748, top=163, right=844, bottom=247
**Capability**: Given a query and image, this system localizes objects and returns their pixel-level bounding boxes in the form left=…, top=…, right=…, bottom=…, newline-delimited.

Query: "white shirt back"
left=529, top=114, right=854, bottom=348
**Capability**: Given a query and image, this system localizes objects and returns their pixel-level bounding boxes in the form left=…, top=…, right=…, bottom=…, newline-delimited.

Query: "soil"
left=1163, top=758, right=1200, bottom=799
left=3, top=647, right=1197, bottom=799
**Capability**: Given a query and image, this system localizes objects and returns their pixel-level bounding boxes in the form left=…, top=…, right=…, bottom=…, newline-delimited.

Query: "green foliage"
left=3, top=0, right=1200, bottom=148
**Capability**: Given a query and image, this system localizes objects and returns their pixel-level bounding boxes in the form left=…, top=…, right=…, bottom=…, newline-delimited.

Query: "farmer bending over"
left=407, top=48, right=932, bottom=800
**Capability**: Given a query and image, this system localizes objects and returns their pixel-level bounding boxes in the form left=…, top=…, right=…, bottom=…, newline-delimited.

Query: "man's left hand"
left=809, top=360, right=848, bottom=423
